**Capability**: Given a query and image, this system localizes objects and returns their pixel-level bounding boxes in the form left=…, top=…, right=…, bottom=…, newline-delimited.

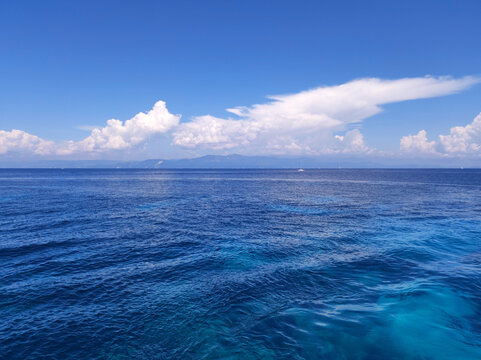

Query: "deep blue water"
left=1, top=169, right=481, bottom=359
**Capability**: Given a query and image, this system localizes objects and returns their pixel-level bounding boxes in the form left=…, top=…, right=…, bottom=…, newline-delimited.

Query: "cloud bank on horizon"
left=1, top=76, right=479, bottom=158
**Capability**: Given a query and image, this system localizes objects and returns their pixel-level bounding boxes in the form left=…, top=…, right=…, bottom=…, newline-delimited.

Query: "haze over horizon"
left=1, top=1, right=481, bottom=165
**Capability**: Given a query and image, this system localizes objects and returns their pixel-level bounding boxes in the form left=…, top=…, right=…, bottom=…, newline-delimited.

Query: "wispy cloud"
left=76, top=125, right=100, bottom=131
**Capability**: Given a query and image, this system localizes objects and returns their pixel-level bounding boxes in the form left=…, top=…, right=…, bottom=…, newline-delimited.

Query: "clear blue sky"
left=1, top=0, right=480, bottom=160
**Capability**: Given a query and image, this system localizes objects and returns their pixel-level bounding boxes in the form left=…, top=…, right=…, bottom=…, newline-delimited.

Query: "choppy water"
left=1, top=169, right=481, bottom=359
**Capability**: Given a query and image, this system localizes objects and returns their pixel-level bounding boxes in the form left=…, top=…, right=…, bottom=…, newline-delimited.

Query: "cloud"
left=439, top=113, right=481, bottom=154
left=400, top=130, right=438, bottom=154
left=58, top=100, right=180, bottom=154
left=400, top=112, right=481, bottom=156
left=0, top=129, right=55, bottom=155
left=0, top=76, right=478, bottom=158
left=76, top=125, right=100, bottom=131
left=334, top=129, right=372, bottom=154
left=0, top=101, right=180, bottom=156
left=173, top=76, right=478, bottom=154
left=171, top=115, right=259, bottom=150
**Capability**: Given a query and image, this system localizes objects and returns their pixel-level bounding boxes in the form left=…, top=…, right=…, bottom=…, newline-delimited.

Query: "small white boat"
left=297, top=168, right=305, bottom=172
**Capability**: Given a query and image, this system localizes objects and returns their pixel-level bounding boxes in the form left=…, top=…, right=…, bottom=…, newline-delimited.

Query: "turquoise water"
left=1, top=169, right=481, bottom=359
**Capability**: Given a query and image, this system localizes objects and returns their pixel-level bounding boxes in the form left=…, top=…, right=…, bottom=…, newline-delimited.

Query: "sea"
left=1, top=169, right=481, bottom=359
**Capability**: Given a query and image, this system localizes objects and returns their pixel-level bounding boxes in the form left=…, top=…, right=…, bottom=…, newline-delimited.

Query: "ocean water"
left=1, top=169, right=481, bottom=359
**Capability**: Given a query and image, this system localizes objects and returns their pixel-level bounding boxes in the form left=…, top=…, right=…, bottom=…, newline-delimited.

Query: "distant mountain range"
left=0, top=154, right=477, bottom=168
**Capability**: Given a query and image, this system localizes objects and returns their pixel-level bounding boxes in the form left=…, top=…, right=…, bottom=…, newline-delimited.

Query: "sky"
left=1, top=0, right=481, bottom=164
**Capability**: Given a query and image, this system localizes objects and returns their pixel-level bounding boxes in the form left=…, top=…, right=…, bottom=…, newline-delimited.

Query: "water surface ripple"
left=1, top=169, right=481, bottom=359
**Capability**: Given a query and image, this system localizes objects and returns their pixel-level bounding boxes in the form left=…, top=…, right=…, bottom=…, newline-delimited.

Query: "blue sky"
left=1, top=0, right=480, bottom=161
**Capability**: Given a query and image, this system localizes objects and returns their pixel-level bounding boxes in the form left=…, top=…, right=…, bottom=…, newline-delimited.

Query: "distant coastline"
left=0, top=154, right=479, bottom=169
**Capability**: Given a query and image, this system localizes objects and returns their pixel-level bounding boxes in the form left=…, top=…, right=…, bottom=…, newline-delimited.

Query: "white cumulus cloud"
left=171, top=115, right=260, bottom=150
left=58, top=100, right=180, bottom=154
left=0, top=101, right=180, bottom=156
left=0, top=129, right=55, bottom=155
left=400, top=130, right=437, bottom=154
left=400, top=112, right=481, bottom=156
left=439, top=113, right=481, bottom=154
left=334, top=129, right=372, bottom=154
left=173, top=76, right=478, bottom=154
